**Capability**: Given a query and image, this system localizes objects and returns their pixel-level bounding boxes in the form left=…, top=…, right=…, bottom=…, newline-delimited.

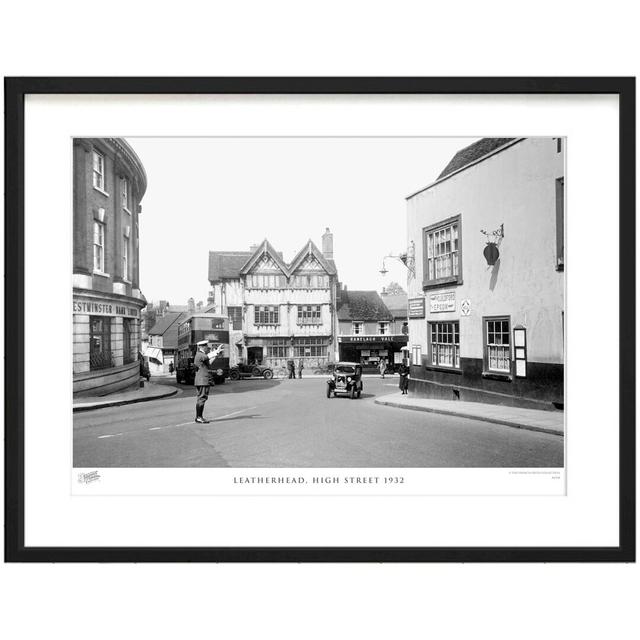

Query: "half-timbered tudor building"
left=208, top=229, right=339, bottom=370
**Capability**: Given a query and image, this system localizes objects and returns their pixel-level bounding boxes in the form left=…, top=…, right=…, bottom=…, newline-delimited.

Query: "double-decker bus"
left=175, top=314, right=230, bottom=385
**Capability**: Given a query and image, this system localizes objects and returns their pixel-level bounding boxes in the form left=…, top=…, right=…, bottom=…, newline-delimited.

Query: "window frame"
left=352, top=321, right=363, bottom=335
left=122, top=234, right=129, bottom=281
left=427, top=320, right=461, bottom=370
left=482, top=315, right=512, bottom=378
left=89, top=316, right=112, bottom=371
left=93, top=220, right=105, bottom=273
left=254, top=305, right=280, bottom=325
left=377, top=321, right=390, bottom=335
left=297, top=304, right=322, bottom=325
left=121, top=176, right=131, bottom=212
left=422, top=214, right=462, bottom=289
left=92, top=149, right=107, bottom=193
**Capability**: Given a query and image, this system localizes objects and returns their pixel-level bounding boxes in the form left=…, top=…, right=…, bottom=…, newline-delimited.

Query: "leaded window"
left=297, top=305, right=322, bottom=324
left=254, top=305, right=279, bottom=325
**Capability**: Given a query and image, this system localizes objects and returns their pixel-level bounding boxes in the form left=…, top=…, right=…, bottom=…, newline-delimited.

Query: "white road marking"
left=209, top=407, right=256, bottom=421
left=101, top=409, right=257, bottom=439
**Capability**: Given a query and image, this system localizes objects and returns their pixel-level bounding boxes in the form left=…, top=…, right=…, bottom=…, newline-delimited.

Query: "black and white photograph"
left=72, top=136, right=565, bottom=473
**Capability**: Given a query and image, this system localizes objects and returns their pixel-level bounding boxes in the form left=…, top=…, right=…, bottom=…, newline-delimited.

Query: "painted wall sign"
left=429, top=291, right=456, bottom=313
left=339, top=335, right=407, bottom=344
left=408, top=297, right=426, bottom=318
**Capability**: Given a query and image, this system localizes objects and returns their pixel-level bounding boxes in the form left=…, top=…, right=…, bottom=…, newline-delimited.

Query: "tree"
left=383, top=281, right=406, bottom=296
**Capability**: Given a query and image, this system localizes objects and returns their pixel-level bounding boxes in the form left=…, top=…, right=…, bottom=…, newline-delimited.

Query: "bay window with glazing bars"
left=254, top=305, right=279, bottom=325
left=298, top=305, right=322, bottom=324
left=428, top=321, right=460, bottom=368
left=423, top=215, right=462, bottom=287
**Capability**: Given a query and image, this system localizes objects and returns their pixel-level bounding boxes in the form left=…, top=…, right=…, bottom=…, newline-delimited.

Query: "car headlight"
left=347, top=376, right=352, bottom=382
left=216, top=369, right=223, bottom=375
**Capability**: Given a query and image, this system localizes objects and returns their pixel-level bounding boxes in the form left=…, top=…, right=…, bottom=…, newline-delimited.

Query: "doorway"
left=247, top=346, right=263, bottom=365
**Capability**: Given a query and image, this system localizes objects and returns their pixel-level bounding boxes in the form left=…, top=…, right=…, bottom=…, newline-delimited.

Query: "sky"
left=129, top=137, right=478, bottom=305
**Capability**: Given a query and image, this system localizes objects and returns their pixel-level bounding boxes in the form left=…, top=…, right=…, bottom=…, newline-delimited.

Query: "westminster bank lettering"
left=73, top=300, right=139, bottom=318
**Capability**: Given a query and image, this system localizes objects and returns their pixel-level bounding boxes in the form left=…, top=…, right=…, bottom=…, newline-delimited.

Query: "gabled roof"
left=437, top=138, right=516, bottom=180
left=337, top=290, right=393, bottom=321
left=239, top=239, right=289, bottom=276
left=380, top=293, right=408, bottom=318
left=148, top=312, right=189, bottom=349
left=288, top=239, right=337, bottom=276
left=209, top=251, right=253, bottom=281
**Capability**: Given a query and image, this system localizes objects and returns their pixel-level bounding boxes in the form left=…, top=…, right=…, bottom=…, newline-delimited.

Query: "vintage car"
left=229, top=362, right=274, bottom=380
left=326, top=362, right=363, bottom=399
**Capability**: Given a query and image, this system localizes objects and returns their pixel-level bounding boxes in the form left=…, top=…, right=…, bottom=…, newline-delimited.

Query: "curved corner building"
left=72, top=138, right=148, bottom=397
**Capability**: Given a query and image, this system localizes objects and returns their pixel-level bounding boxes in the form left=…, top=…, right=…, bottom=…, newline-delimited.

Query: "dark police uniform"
left=194, top=345, right=213, bottom=422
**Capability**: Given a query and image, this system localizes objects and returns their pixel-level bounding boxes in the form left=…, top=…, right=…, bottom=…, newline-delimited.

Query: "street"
left=74, top=376, right=564, bottom=468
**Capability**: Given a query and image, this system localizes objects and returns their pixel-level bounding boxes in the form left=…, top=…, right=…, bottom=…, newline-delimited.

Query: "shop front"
left=73, top=290, right=145, bottom=397
left=338, top=334, right=408, bottom=371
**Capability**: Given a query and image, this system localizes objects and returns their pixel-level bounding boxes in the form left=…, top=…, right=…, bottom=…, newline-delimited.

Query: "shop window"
left=352, top=322, right=363, bottom=335
left=298, top=305, right=322, bottom=325
left=123, top=318, right=135, bottom=364
left=93, top=221, right=105, bottom=272
left=294, top=337, right=326, bottom=358
left=483, top=317, right=511, bottom=374
left=423, top=215, right=462, bottom=288
left=267, top=338, right=289, bottom=358
left=228, top=306, right=242, bottom=330
left=378, top=322, right=389, bottom=335
left=428, top=321, right=460, bottom=368
left=556, top=177, right=564, bottom=270
left=93, top=150, right=105, bottom=191
left=90, top=316, right=112, bottom=370
left=254, top=305, right=279, bottom=325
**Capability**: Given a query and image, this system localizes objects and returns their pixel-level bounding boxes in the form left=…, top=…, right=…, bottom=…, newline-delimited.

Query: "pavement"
left=73, top=381, right=177, bottom=412
left=375, top=392, right=564, bottom=436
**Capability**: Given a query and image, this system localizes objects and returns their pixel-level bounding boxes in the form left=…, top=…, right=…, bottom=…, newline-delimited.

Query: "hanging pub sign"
left=429, top=291, right=456, bottom=313
left=408, top=297, right=426, bottom=318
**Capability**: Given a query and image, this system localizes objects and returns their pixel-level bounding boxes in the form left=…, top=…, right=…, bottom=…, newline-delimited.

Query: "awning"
left=144, top=346, right=164, bottom=364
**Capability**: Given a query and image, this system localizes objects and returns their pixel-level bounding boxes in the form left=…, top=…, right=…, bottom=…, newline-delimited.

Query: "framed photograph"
left=4, top=77, right=635, bottom=562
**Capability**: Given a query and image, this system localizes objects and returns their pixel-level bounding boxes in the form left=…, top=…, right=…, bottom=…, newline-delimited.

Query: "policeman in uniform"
left=193, top=340, right=221, bottom=424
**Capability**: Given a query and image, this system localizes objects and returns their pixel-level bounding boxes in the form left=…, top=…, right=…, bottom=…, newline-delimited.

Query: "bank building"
left=208, top=229, right=339, bottom=371
left=406, top=138, right=565, bottom=409
left=72, top=138, right=148, bottom=397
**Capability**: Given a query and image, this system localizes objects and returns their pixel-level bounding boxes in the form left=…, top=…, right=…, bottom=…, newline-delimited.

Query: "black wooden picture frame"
left=4, top=77, right=635, bottom=562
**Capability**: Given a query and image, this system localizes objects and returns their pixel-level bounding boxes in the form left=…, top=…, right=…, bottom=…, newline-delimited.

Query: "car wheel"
left=326, top=385, right=332, bottom=398
left=263, top=369, right=273, bottom=379
left=252, top=366, right=261, bottom=377
left=357, top=389, right=361, bottom=398
left=350, top=386, right=356, bottom=399
left=229, top=370, right=240, bottom=381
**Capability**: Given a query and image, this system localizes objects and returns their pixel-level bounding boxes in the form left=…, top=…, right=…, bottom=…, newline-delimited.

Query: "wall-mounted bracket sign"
left=408, top=297, right=426, bottom=318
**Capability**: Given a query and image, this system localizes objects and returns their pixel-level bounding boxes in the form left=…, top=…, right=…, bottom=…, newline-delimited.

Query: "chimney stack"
left=249, top=243, right=259, bottom=252
left=322, top=227, right=333, bottom=260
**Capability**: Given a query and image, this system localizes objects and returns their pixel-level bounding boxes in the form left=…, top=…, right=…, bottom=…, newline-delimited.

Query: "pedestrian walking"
left=379, top=358, right=386, bottom=379
left=398, top=363, right=409, bottom=394
left=287, top=358, right=296, bottom=379
left=193, top=340, right=221, bottom=423
left=297, top=358, right=304, bottom=379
